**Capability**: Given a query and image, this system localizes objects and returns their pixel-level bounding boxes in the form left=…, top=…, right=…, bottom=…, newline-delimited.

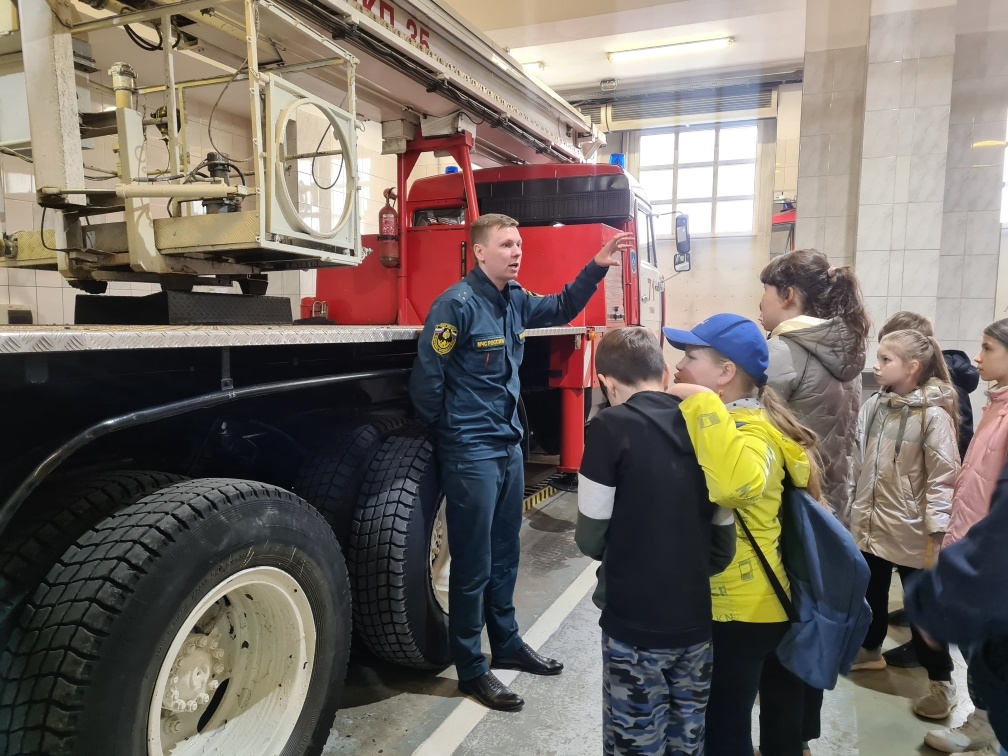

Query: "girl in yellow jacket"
left=663, top=313, right=820, bottom=756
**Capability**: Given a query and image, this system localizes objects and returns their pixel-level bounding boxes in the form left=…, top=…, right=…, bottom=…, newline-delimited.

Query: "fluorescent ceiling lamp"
left=490, top=54, right=511, bottom=72
left=608, top=36, right=734, bottom=63
left=521, top=61, right=545, bottom=72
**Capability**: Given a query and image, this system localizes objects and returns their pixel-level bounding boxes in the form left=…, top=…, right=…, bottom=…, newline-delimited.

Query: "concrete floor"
left=323, top=490, right=975, bottom=756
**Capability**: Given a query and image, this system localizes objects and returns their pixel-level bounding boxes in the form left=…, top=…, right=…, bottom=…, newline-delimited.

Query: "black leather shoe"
left=458, top=672, right=524, bottom=711
left=883, top=640, right=921, bottom=668
left=492, top=641, right=564, bottom=676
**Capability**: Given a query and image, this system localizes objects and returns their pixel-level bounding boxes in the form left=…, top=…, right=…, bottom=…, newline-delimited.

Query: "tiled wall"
left=774, top=83, right=803, bottom=199
left=854, top=2, right=957, bottom=353
left=795, top=45, right=868, bottom=267
left=934, top=25, right=1008, bottom=364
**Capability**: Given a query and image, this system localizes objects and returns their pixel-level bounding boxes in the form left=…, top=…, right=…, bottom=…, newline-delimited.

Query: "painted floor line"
left=411, top=560, right=599, bottom=756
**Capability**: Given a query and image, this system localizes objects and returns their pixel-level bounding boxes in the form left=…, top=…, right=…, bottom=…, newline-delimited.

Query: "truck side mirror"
left=675, top=214, right=690, bottom=254
left=674, top=252, right=691, bottom=273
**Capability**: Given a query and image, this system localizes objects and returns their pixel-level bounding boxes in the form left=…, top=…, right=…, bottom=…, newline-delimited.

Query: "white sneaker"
left=849, top=647, right=887, bottom=671
left=925, top=709, right=997, bottom=752
left=913, top=679, right=958, bottom=721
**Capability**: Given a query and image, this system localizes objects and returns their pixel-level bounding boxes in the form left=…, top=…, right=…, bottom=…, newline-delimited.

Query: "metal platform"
left=0, top=325, right=593, bottom=354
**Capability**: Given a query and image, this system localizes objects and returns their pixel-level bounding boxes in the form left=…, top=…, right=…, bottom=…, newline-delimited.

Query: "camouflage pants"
left=602, top=631, right=713, bottom=756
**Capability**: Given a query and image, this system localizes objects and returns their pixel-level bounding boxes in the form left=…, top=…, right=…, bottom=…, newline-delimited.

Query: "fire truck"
left=0, top=1, right=666, bottom=754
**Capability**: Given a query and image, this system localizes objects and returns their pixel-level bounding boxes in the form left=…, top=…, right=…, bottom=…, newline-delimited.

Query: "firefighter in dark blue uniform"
left=409, top=213, right=634, bottom=711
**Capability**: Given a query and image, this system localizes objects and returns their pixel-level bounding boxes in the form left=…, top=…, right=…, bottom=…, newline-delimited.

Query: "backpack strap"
left=736, top=505, right=800, bottom=623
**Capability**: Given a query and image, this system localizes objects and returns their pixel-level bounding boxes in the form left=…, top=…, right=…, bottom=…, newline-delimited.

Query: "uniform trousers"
left=440, top=444, right=524, bottom=681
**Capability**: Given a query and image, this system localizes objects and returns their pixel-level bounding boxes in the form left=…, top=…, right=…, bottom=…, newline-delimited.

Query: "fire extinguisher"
left=378, top=188, right=399, bottom=268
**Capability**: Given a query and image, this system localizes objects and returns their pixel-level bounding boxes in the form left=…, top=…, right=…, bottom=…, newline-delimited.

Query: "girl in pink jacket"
left=925, top=318, right=1008, bottom=756
left=945, top=319, right=1008, bottom=545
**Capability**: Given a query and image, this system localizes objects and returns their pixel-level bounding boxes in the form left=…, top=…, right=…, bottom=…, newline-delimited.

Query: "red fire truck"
left=304, top=132, right=664, bottom=471
left=0, top=1, right=665, bottom=754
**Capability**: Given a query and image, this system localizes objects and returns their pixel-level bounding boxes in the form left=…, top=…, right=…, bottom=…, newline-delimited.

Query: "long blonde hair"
left=879, top=329, right=959, bottom=439
left=702, top=348, right=824, bottom=501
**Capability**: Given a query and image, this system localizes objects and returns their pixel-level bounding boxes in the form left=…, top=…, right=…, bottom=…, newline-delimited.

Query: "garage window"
left=639, top=124, right=758, bottom=237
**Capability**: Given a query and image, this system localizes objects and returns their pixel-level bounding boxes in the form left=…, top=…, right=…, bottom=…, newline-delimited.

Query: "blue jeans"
left=440, top=445, right=524, bottom=680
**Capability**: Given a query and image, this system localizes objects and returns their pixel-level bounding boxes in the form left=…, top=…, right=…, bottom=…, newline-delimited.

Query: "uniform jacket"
left=848, top=381, right=960, bottom=568
left=767, top=316, right=865, bottom=520
left=679, top=393, right=812, bottom=624
left=945, top=385, right=1008, bottom=545
left=943, top=349, right=980, bottom=458
left=906, top=457, right=1008, bottom=746
left=575, top=391, right=735, bottom=649
left=409, top=261, right=607, bottom=460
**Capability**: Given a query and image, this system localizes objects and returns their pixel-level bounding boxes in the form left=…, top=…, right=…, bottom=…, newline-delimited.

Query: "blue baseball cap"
left=663, top=313, right=769, bottom=385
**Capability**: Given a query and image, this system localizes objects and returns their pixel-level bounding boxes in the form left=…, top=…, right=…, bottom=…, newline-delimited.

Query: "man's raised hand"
left=593, top=231, right=636, bottom=268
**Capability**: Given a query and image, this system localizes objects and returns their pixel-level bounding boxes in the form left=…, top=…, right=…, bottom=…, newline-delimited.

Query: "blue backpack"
left=737, top=479, right=873, bottom=690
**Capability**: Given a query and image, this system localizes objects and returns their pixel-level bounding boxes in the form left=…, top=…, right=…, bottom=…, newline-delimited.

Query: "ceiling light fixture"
left=607, top=36, right=735, bottom=64
left=521, top=61, right=546, bottom=72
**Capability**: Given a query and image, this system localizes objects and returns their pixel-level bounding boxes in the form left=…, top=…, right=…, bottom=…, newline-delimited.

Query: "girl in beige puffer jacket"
left=849, top=329, right=961, bottom=721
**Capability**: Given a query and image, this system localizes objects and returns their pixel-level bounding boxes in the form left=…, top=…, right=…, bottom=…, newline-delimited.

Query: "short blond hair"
left=470, top=213, right=518, bottom=247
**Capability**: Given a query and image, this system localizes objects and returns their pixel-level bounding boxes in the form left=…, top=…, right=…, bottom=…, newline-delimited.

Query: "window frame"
left=638, top=122, right=759, bottom=238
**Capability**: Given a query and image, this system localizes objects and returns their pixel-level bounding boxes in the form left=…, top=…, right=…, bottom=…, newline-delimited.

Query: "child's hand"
left=667, top=383, right=716, bottom=400
left=924, top=533, right=944, bottom=568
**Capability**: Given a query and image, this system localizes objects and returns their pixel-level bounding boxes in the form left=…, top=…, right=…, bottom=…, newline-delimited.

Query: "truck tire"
left=349, top=426, right=452, bottom=669
left=0, top=470, right=185, bottom=642
left=0, top=478, right=351, bottom=756
left=293, top=414, right=406, bottom=548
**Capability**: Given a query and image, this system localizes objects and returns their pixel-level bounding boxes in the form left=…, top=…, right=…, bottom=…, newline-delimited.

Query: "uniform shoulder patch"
left=432, top=323, right=459, bottom=355
left=523, top=288, right=542, bottom=297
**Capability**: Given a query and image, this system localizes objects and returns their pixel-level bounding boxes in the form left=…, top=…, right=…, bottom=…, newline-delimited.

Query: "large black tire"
left=0, top=479, right=352, bottom=756
left=293, top=414, right=406, bottom=548
left=349, top=426, right=451, bottom=669
left=0, top=470, right=186, bottom=642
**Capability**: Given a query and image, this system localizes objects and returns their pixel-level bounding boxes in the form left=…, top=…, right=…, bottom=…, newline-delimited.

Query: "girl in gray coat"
left=756, top=249, right=871, bottom=755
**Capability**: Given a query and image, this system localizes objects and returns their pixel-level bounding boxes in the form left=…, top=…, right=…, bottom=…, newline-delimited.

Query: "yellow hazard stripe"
left=522, top=485, right=558, bottom=512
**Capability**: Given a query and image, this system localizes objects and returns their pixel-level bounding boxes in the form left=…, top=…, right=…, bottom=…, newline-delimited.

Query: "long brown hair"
left=702, top=348, right=824, bottom=501
left=760, top=249, right=871, bottom=350
left=880, top=329, right=960, bottom=439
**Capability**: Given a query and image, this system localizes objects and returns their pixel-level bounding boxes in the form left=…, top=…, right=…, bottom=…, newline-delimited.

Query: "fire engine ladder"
left=69, top=0, right=605, bottom=166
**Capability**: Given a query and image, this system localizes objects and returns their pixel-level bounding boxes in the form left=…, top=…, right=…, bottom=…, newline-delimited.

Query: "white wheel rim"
left=429, top=497, right=451, bottom=614
left=147, top=566, right=316, bottom=756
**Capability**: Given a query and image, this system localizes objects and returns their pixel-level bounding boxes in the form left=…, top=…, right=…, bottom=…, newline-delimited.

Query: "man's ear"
left=662, top=363, right=671, bottom=391
left=472, top=242, right=484, bottom=263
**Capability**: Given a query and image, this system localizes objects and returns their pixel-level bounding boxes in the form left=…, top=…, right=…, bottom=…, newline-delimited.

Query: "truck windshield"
left=413, top=208, right=465, bottom=226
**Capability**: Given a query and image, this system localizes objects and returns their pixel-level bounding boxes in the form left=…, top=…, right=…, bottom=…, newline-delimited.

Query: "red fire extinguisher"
left=378, top=188, right=399, bottom=268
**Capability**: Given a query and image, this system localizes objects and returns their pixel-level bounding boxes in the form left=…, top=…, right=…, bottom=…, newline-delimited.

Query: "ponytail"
left=760, top=249, right=871, bottom=355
